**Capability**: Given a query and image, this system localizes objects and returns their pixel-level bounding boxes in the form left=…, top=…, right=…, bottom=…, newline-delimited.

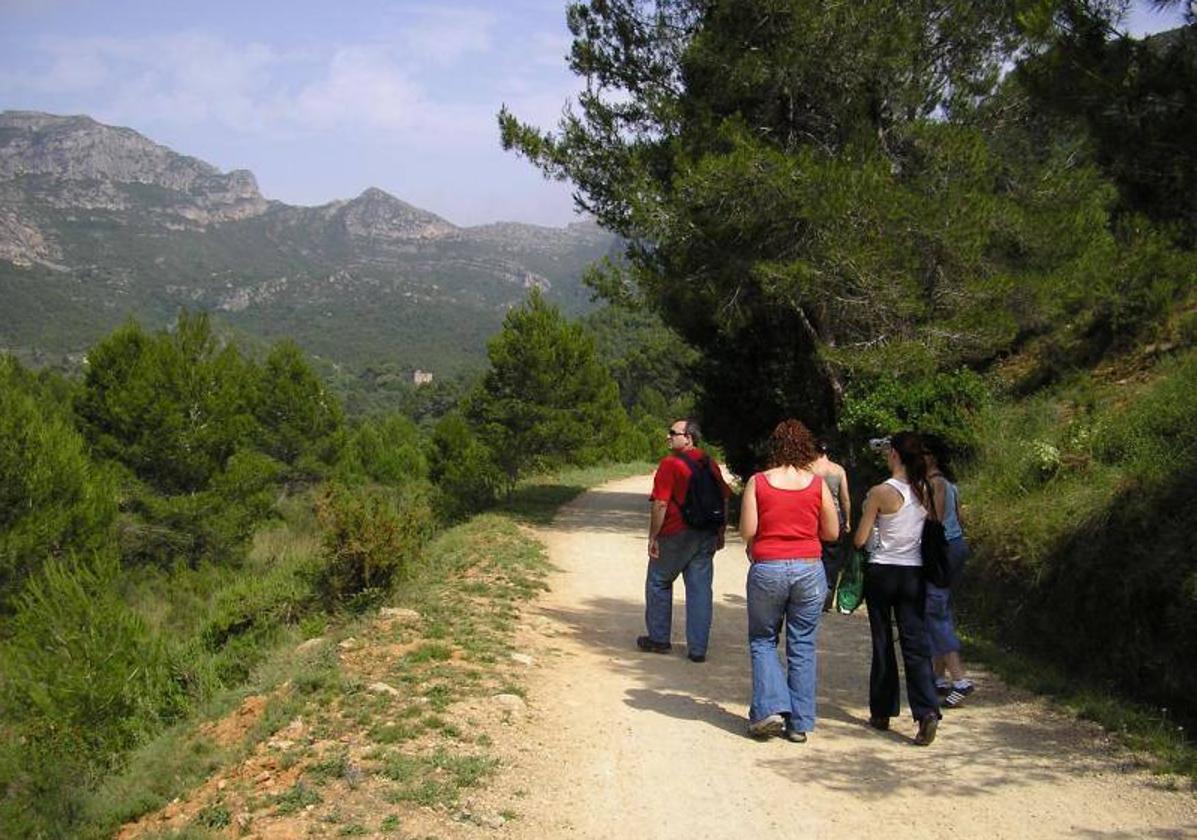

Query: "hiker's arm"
left=739, top=476, right=758, bottom=553
left=648, top=499, right=668, bottom=559
left=853, top=488, right=880, bottom=549
left=838, top=466, right=852, bottom=531
left=932, top=476, right=948, bottom=521
left=717, top=473, right=730, bottom=550
left=819, top=480, right=840, bottom=542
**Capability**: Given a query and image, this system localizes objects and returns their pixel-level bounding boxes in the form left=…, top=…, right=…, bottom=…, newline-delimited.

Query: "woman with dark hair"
left=922, top=434, right=974, bottom=707
left=853, top=431, right=942, bottom=746
left=739, top=420, right=840, bottom=742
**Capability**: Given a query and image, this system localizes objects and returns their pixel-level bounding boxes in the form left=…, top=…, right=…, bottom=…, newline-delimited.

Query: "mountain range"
left=0, top=111, right=616, bottom=373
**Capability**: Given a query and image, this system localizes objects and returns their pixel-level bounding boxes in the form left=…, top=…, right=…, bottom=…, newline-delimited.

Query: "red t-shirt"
left=750, top=472, right=823, bottom=561
left=650, top=449, right=730, bottom=537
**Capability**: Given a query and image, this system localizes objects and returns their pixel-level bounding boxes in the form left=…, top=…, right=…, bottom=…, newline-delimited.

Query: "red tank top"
left=750, top=472, right=823, bottom=561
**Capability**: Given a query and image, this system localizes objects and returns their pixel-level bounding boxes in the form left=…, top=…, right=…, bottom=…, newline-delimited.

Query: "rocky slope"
left=0, top=111, right=615, bottom=371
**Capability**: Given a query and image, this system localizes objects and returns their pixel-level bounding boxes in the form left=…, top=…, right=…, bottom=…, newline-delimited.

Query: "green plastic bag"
left=835, top=548, right=866, bottom=614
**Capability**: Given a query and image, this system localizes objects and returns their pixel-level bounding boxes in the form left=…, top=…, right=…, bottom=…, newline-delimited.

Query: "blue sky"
left=0, top=1, right=1188, bottom=227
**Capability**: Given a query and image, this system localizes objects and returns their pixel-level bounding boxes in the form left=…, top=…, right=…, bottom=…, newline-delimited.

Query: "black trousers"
left=821, top=539, right=846, bottom=610
left=863, top=563, right=941, bottom=722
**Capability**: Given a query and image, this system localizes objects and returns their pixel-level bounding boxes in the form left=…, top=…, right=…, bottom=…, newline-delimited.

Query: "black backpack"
left=674, top=451, right=726, bottom=531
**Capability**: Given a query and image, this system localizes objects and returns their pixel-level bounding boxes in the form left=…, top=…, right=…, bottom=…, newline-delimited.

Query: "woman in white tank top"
left=853, top=431, right=942, bottom=745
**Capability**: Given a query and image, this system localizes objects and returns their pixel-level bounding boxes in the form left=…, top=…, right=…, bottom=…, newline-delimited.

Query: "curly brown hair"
left=767, top=419, right=819, bottom=468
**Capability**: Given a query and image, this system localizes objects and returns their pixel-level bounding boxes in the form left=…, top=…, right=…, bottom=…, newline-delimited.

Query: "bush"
left=341, top=413, right=428, bottom=486
left=963, top=351, right=1197, bottom=728
left=254, top=340, right=346, bottom=473
left=0, top=356, right=116, bottom=604
left=315, top=484, right=436, bottom=607
left=428, top=413, right=502, bottom=519
left=0, top=554, right=186, bottom=837
left=75, top=313, right=259, bottom=494
left=119, top=450, right=282, bottom=569
left=839, top=367, right=990, bottom=458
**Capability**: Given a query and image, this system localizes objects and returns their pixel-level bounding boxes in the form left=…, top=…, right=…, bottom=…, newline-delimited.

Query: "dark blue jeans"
left=864, top=563, right=941, bottom=722
left=644, top=529, right=717, bottom=656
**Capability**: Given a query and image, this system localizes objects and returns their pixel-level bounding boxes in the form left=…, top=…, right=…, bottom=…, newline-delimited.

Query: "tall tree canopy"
left=500, top=0, right=1191, bottom=473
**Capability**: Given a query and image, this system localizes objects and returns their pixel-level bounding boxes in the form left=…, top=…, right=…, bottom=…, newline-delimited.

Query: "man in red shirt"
left=640, top=419, right=731, bottom=662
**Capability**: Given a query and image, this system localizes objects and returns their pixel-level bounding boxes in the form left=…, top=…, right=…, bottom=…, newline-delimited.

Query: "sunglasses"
left=667, top=429, right=688, bottom=437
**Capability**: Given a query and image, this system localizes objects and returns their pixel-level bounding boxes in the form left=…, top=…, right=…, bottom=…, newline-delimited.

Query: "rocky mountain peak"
left=337, top=186, right=457, bottom=241
left=0, top=110, right=267, bottom=225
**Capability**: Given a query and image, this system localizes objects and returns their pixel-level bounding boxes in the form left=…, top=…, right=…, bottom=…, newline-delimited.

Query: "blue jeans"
left=645, top=529, right=718, bottom=656
left=746, top=560, right=826, bottom=730
left=926, top=537, right=969, bottom=656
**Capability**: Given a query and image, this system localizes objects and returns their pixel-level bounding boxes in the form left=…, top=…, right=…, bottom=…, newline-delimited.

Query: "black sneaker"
left=636, top=635, right=671, bottom=654
left=687, top=653, right=706, bottom=663
left=868, top=716, right=890, bottom=731
left=914, top=715, right=938, bottom=746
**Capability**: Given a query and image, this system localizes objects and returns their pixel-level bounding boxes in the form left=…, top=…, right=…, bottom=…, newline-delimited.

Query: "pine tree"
left=466, top=290, right=628, bottom=492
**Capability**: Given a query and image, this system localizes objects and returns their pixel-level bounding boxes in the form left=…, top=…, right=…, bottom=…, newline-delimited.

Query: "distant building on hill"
left=412, top=369, right=433, bottom=386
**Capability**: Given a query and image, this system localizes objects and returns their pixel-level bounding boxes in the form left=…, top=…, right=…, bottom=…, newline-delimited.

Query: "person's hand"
left=648, top=537, right=660, bottom=559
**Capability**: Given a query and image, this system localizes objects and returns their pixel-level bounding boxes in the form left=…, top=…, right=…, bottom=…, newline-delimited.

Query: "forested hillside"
left=0, top=112, right=617, bottom=374
left=501, top=0, right=1196, bottom=730
left=0, top=295, right=694, bottom=837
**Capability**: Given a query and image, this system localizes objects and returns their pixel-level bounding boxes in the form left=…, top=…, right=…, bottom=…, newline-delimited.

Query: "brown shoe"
left=914, top=715, right=938, bottom=746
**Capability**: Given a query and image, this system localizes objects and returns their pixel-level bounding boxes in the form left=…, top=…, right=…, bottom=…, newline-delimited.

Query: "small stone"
left=235, top=813, right=252, bottom=830
left=217, top=779, right=227, bottom=791
left=380, top=607, right=421, bottom=622
left=295, top=637, right=327, bottom=653
left=255, top=771, right=272, bottom=784
left=510, top=653, right=535, bottom=666
left=368, top=681, right=402, bottom=697
left=478, top=813, right=506, bottom=829
left=492, top=693, right=526, bottom=712
left=337, top=637, right=359, bottom=651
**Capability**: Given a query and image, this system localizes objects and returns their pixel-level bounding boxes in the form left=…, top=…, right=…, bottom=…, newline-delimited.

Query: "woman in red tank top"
left=739, top=419, right=840, bottom=741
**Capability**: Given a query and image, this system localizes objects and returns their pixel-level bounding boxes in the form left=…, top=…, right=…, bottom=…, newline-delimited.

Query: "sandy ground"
left=477, top=474, right=1197, bottom=840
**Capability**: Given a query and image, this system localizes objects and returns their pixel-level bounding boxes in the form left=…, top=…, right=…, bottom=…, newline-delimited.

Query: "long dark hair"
left=922, top=434, right=956, bottom=483
left=890, top=431, right=932, bottom=509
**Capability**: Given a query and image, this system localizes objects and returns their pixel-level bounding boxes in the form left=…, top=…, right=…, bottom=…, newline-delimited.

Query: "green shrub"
left=342, top=413, right=428, bottom=486
left=839, top=367, right=990, bottom=457
left=0, top=356, right=117, bottom=603
left=428, top=413, right=502, bottom=520
left=119, top=450, right=282, bottom=569
left=963, top=351, right=1197, bottom=728
left=0, top=554, right=186, bottom=837
left=74, top=313, right=259, bottom=494
left=315, top=484, right=436, bottom=606
left=254, top=340, right=346, bottom=473
left=194, top=556, right=319, bottom=684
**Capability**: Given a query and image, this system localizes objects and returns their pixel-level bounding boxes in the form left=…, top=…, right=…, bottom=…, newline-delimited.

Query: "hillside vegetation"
left=0, top=295, right=689, bottom=838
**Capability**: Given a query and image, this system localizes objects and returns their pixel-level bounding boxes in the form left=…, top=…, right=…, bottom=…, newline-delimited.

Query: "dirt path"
left=477, top=474, right=1196, bottom=839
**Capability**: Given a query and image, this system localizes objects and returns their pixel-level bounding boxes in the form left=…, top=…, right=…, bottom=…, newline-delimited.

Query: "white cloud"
left=288, top=45, right=423, bottom=132
left=395, top=6, right=496, bottom=67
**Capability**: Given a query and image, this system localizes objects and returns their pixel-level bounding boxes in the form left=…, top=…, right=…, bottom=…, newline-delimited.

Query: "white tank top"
left=870, top=478, right=926, bottom=567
